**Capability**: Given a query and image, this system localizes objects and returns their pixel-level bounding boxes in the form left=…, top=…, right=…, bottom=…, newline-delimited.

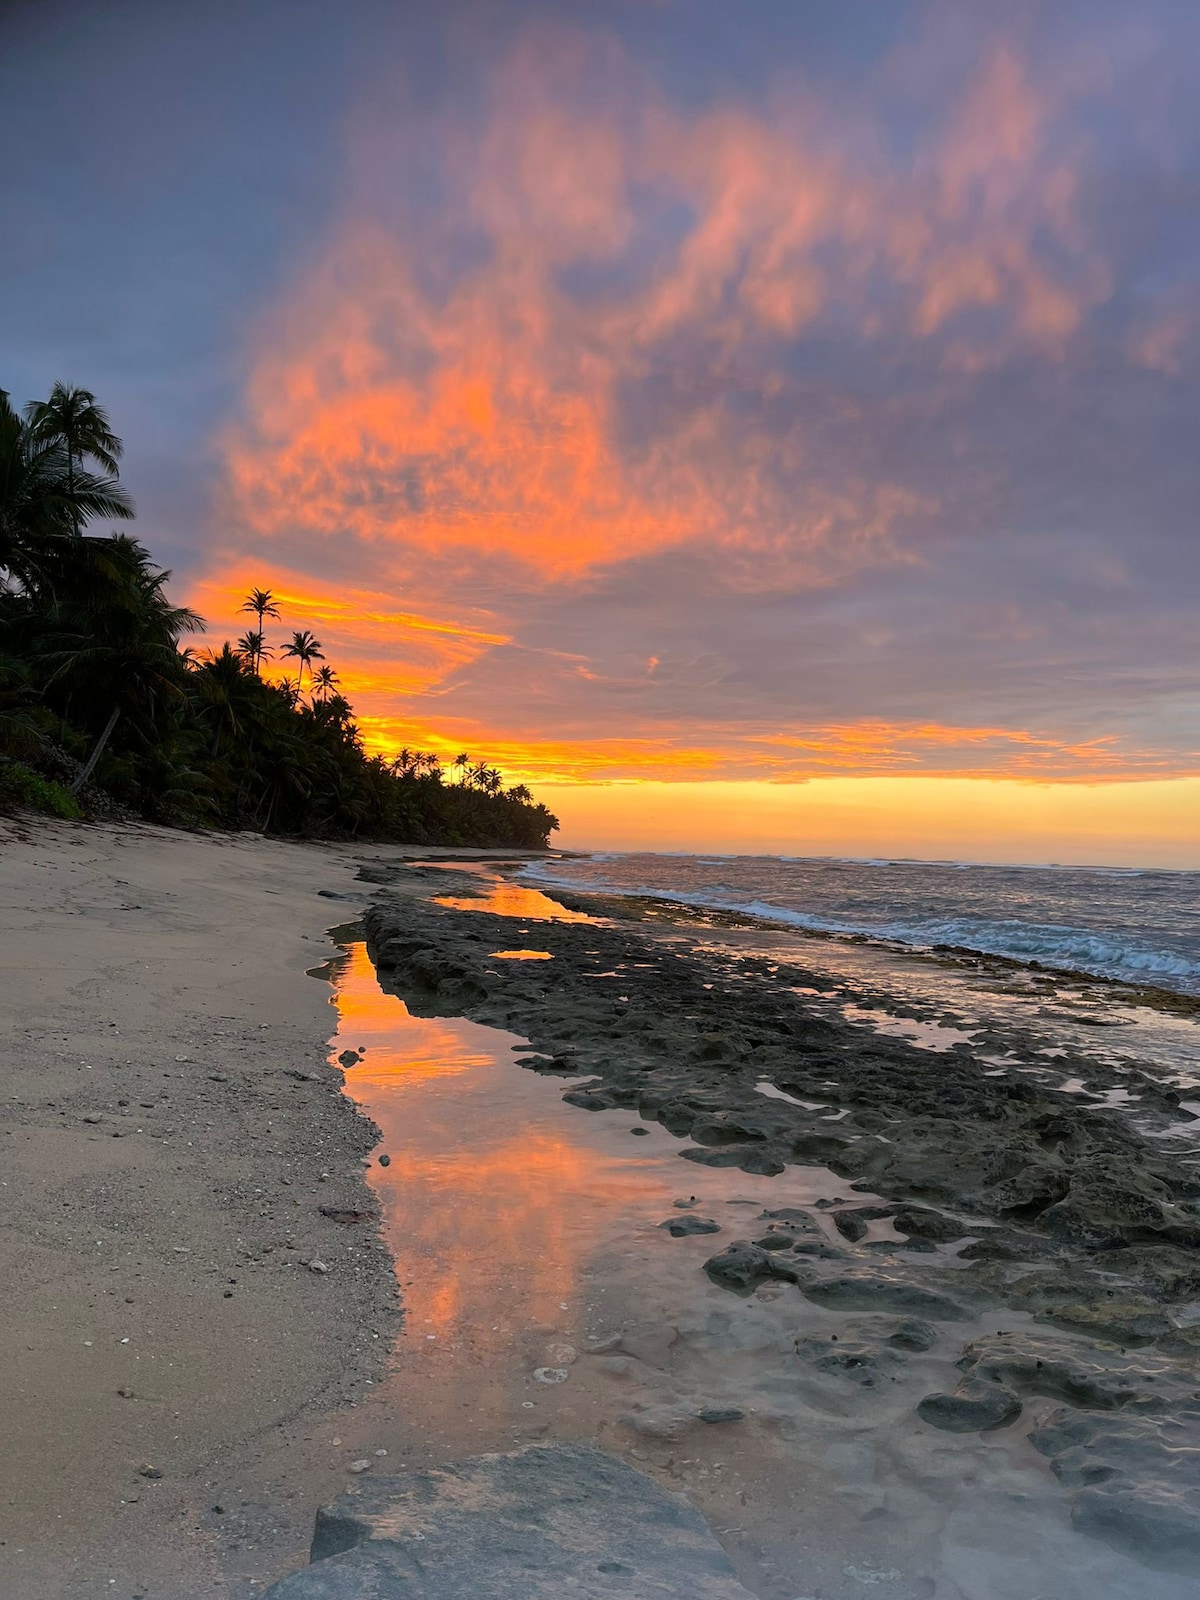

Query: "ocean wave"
left=518, top=861, right=1199, bottom=991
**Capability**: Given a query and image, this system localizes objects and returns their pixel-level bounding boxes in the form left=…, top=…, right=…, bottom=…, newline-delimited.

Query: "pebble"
left=377, top=1153, right=391, bottom=1167
left=307, top=1260, right=329, bottom=1274
left=697, top=1406, right=745, bottom=1424
left=533, top=1367, right=569, bottom=1384
left=348, top=1459, right=371, bottom=1474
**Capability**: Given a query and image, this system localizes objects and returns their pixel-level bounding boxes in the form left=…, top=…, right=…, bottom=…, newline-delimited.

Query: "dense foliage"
left=0, top=385, right=558, bottom=847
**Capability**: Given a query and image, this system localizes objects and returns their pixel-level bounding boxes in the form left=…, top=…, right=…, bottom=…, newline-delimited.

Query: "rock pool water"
left=322, top=932, right=1199, bottom=1600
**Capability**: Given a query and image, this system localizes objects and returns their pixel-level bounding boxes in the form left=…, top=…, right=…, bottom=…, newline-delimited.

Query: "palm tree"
left=36, top=534, right=203, bottom=792
left=0, top=391, right=134, bottom=592
left=281, top=628, right=324, bottom=686
left=453, top=751, right=470, bottom=783
left=24, top=384, right=123, bottom=537
left=312, top=663, right=339, bottom=699
left=239, top=588, right=280, bottom=670
left=236, top=630, right=272, bottom=669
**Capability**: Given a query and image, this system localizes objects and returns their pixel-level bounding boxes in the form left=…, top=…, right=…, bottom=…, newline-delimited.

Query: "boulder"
left=264, top=1443, right=756, bottom=1598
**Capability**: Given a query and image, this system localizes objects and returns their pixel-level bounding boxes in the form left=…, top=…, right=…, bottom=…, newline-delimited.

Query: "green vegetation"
left=0, top=384, right=558, bottom=847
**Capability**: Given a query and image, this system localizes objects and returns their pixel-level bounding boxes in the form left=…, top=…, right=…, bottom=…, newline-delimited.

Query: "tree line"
left=0, top=383, right=558, bottom=848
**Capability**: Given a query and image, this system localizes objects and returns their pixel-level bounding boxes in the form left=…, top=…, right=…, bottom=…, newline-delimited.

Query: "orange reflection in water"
left=490, top=949, right=554, bottom=960
left=432, top=880, right=597, bottom=922
left=329, top=943, right=663, bottom=1359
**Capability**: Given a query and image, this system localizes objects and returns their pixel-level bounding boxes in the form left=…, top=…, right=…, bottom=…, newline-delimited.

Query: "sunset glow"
left=7, top=4, right=1198, bottom=863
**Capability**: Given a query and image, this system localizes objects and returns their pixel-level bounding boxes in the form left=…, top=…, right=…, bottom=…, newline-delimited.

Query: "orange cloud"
left=215, top=30, right=1103, bottom=589
left=184, top=26, right=1194, bottom=801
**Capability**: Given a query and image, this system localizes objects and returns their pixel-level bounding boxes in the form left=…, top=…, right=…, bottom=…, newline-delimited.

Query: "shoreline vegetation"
left=0, top=383, right=558, bottom=849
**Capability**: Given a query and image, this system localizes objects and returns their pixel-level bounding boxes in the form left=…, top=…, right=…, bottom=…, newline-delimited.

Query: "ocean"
left=519, top=853, right=1200, bottom=997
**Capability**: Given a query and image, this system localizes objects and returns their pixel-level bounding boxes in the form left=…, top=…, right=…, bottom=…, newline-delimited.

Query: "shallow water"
left=688, top=926, right=1200, bottom=1101
left=521, top=853, right=1200, bottom=994
left=324, top=934, right=1197, bottom=1600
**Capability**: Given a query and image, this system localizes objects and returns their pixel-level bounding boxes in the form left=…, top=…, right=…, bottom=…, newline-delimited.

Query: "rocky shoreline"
left=361, top=867, right=1200, bottom=1575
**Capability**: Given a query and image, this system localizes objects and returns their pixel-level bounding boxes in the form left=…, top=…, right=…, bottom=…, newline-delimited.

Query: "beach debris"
left=533, top=1367, right=569, bottom=1384
left=137, top=1465, right=163, bottom=1479
left=306, top=1259, right=330, bottom=1274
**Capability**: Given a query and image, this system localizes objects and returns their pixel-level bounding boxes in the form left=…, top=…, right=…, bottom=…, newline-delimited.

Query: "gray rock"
left=703, top=1241, right=802, bottom=1293
left=1073, top=1483, right=1200, bottom=1574
left=917, top=1379, right=1023, bottom=1432
left=891, top=1206, right=971, bottom=1243
left=832, top=1210, right=868, bottom=1242
left=263, top=1443, right=756, bottom=1597
left=660, top=1215, right=721, bottom=1237
left=793, top=1334, right=899, bottom=1388
left=886, top=1318, right=939, bottom=1352
left=798, top=1272, right=966, bottom=1320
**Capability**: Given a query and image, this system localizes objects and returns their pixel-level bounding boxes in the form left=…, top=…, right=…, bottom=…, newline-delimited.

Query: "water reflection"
left=322, top=939, right=1189, bottom=1600
left=330, top=941, right=667, bottom=1351
left=432, top=880, right=598, bottom=921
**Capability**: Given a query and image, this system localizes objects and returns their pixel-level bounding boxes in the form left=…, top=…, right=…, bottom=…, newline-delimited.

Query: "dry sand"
left=0, top=819, right=406, bottom=1599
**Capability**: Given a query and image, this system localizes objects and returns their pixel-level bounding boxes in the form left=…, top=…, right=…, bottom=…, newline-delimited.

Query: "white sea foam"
left=520, top=854, right=1200, bottom=994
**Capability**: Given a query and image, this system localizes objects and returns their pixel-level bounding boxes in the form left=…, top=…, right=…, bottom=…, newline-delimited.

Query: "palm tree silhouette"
left=1, top=390, right=133, bottom=590
left=281, top=629, right=324, bottom=686
left=312, top=663, right=339, bottom=698
left=24, top=384, right=124, bottom=538
left=239, top=588, right=280, bottom=671
left=236, top=630, right=272, bottom=670
left=38, top=534, right=203, bottom=792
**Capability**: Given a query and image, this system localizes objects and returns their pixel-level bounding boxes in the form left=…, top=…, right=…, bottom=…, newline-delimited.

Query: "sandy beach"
left=5, top=823, right=1200, bottom=1600
left=0, top=819, right=405, bottom=1598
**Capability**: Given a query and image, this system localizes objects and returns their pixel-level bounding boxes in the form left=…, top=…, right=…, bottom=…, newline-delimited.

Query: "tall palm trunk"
left=68, top=441, right=78, bottom=537
left=70, top=705, right=120, bottom=794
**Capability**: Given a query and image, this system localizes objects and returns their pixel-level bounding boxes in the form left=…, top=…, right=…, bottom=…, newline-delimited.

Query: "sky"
left=3, top=0, right=1198, bottom=863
